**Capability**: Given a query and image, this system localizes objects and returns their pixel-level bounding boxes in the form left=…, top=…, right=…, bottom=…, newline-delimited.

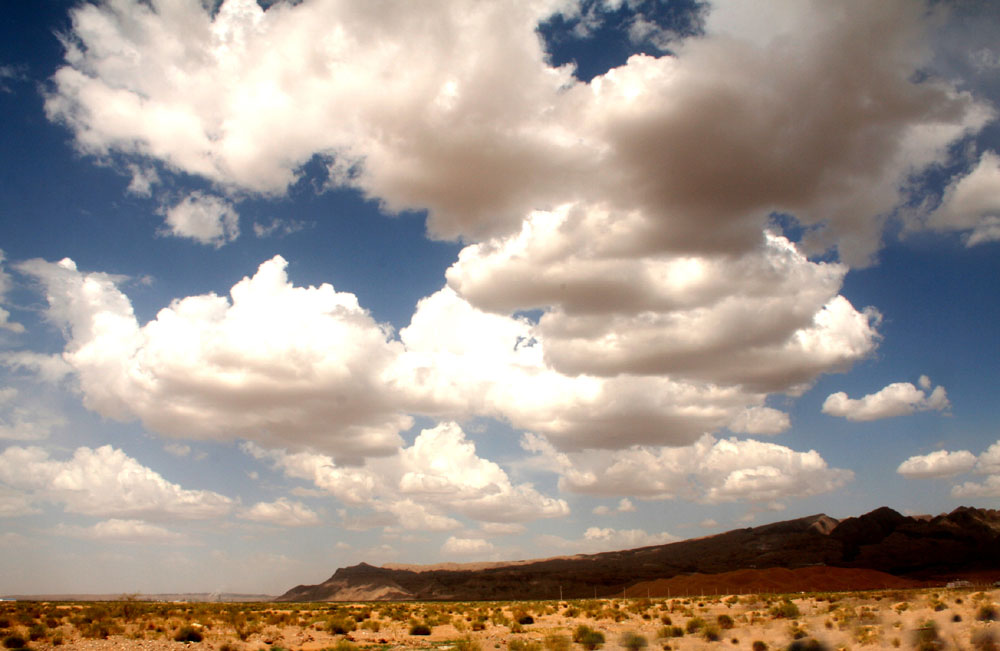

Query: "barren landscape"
left=2, top=583, right=998, bottom=651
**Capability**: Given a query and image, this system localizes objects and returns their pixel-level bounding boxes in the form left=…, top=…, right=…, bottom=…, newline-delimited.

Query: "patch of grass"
left=509, top=638, right=543, bottom=651
left=685, top=617, right=705, bottom=634
left=573, top=625, right=605, bottom=650
left=409, top=623, right=432, bottom=636
left=620, top=631, right=648, bottom=651
left=977, top=604, right=999, bottom=622
left=173, top=625, right=204, bottom=642
left=771, top=600, right=801, bottom=619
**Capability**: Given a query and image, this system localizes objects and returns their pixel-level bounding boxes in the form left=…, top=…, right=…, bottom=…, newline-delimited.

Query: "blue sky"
left=1, top=0, right=999, bottom=596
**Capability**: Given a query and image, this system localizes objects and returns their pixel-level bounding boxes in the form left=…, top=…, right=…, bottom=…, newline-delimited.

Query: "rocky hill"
left=278, top=506, right=1000, bottom=601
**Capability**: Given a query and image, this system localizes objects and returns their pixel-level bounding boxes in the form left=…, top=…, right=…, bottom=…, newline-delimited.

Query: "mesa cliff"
left=278, top=506, right=1000, bottom=602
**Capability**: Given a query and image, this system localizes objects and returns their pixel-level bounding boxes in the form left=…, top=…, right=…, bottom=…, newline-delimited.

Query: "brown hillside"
left=627, top=566, right=930, bottom=598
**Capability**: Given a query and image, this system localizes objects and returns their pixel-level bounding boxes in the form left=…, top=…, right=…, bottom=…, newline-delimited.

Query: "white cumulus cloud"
left=442, top=536, right=495, bottom=556
left=539, top=526, right=677, bottom=554
left=523, top=432, right=853, bottom=504
left=244, top=421, right=567, bottom=531
left=43, top=0, right=991, bottom=263
left=239, top=497, right=320, bottom=527
left=0, top=444, right=233, bottom=519
left=927, top=150, right=1000, bottom=246
left=160, top=191, right=240, bottom=247
left=898, top=439, right=1000, bottom=498
left=822, top=376, right=950, bottom=421
left=896, top=449, right=977, bottom=479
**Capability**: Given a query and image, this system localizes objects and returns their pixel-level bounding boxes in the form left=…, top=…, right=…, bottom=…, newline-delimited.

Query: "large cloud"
left=19, top=255, right=412, bottom=460
left=896, top=449, right=976, bottom=479
left=45, top=0, right=992, bottom=260
left=0, top=445, right=233, bottom=519
left=447, top=217, right=880, bottom=391
left=926, top=151, right=1000, bottom=246
left=20, top=254, right=809, bottom=453
left=244, top=421, right=568, bottom=530
left=522, top=432, right=853, bottom=503
left=897, top=439, right=1000, bottom=497
left=822, top=376, right=950, bottom=421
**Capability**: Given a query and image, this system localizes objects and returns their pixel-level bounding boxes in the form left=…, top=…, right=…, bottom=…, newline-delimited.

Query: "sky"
left=0, top=0, right=999, bottom=597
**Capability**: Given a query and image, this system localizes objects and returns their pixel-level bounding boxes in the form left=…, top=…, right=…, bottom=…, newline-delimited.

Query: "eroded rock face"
left=277, top=507, right=1000, bottom=602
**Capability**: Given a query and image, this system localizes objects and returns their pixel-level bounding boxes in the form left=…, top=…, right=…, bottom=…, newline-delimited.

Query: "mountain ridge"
left=279, top=506, right=1000, bottom=601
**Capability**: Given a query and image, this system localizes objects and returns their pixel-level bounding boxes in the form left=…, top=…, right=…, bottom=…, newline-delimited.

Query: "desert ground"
left=1, top=585, right=996, bottom=651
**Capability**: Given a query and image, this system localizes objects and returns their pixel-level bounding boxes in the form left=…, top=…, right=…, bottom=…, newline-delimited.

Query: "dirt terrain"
left=2, top=582, right=997, bottom=651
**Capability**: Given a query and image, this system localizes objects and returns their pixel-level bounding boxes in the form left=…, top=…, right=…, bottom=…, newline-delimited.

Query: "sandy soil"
left=3, top=586, right=997, bottom=651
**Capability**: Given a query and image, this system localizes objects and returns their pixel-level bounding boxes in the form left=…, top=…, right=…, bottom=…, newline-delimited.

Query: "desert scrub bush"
left=573, top=625, right=606, bottom=650
left=327, top=616, right=357, bottom=635
left=976, top=604, right=999, bottom=621
left=510, top=638, right=543, bottom=651
left=912, top=620, right=943, bottom=651
left=2, top=635, right=27, bottom=650
left=786, top=639, right=827, bottom=651
left=409, top=623, right=432, bottom=636
left=752, top=641, right=768, bottom=651
left=854, top=624, right=881, bottom=645
left=517, top=613, right=535, bottom=625
left=544, top=633, right=572, bottom=651
left=173, top=625, right=204, bottom=642
left=717, top=613, right=735, bottom=629
left=771, top=600, right=801, bottom=619
left=685, top=617, right=705, bottom=634
left=657, top=626, right=684, bottom=638
left=621, top=632, right=649, bottom=651
left=702, top=624, right=722, bottom=642
left=453, top=636, right=481, bottom=651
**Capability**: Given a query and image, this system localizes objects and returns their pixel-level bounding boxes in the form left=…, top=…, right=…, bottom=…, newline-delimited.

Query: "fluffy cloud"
left=976, top=441, right=1000, bottom=475
left=22, top=253, right=817, bottom=453
left=448, top=223, right=879, bottom=392
left=0, top=445, right=233, bottom=519
left=442, top=536, right=495, bottom=556
left=160, top=192, right=240, bottom=247
left=896, top=449, right=977, bottom=479
left=927, top=151, right=1000, bottom=246
left=54, top=518, right=189, bottom=544
left=245, top=421, right=568, bottom=530
left=898, top=439, right=1000, bottom=497
left=19, top=255, right=411, bottom=461
left=239, top=498, right=320, bottom=527
left=397, top=285, right=805, bottom=450
left=951, top=475, right=1000, bottom=498
left=523, top=432, right=852, bottom=504
left=45, top=0, right=990, bottom=261
left=539, top=526, right=677, bottom=554
left=822, top=376, right=950, bottom=421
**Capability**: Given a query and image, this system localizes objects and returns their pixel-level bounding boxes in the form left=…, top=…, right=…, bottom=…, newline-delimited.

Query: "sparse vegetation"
left=0, top=584, right=995, bottom=650
left=620, top=631, right=648, bottom=651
